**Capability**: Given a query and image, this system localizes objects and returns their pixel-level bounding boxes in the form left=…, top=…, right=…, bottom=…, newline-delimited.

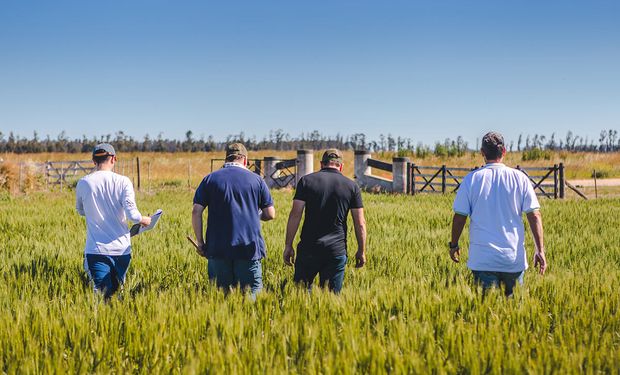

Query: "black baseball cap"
left=92, top=143, right=116, bottom=158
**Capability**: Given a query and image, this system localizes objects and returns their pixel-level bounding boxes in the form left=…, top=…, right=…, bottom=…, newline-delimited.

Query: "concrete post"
left=263, top=156, right=281, bottom=189
left=354, top=150, right=371, bottom=185
left=392, top=157, right=410, bottom=193
left=296, top=149, right=314, bottom=185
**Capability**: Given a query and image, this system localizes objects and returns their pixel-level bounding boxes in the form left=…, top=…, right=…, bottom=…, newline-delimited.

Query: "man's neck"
left=485, top=159, right=503, bottom=164
left=224, top=161, right=246, bottom=168
left=321, top=165, right=341, bottom=171
left=96, top=164, right=114, bottom=172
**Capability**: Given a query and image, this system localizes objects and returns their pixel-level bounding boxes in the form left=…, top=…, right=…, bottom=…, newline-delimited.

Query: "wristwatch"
left=449, top=242, right=459, bottom=250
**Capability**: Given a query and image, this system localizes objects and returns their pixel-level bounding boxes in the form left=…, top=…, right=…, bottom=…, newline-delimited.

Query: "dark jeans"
left=85, top=254, right=132, bottom=299
left=472, top=270, right=524, bottom=297
left=208, top=258, right=263, bottom=294
left=294, top=253, right=347, bottom=294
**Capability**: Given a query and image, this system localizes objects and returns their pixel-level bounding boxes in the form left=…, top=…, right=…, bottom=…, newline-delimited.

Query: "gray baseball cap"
left=321, top=148, right=343, bottom=163
left=225, top=143, right=248, bottom=158
left=92, top=143, right=116, bottom=158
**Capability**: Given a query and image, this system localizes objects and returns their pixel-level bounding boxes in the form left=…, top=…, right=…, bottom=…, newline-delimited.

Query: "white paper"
left=134, top=209, right=163, bottom=236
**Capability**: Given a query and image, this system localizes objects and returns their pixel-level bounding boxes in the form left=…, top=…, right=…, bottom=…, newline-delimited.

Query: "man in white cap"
left=76, top=143, right=151, bottom=299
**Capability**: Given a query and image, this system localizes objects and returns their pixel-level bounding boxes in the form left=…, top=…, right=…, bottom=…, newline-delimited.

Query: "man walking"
left=192, top=143, right=275, bottom=295
left=283, top=149, right=367, bottom=294
left=76, top=143, right=151, bottom=299
left=449, top=132, right=547, bottom=297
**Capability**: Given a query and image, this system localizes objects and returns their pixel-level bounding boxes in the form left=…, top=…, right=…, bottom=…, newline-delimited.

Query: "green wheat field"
left=1, top=190, right=619, bottom=373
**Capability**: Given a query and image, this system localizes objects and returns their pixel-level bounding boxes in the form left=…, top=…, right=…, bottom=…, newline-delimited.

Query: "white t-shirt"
left=76, top=170, right=143, bottom=256
left=453, top=163, right=540, bottom=272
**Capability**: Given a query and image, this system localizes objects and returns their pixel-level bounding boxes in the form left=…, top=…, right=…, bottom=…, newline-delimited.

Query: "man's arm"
left=351, top=208, right=367, bottom=268
left=121, top=178, right=151, bottom=226
left=526, top=210, right=547, bottom=275
left=260, top=205, right=276, bottom=221
left=76, top=191, right=85, bottom=217
left=192, top=204, right=206, bottom=256
left=450, top=213, right=468, bottom=262
left=283, top=200, right=305, bottom=266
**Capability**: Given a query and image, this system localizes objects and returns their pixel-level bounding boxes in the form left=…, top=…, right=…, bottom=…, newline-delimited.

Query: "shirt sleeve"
left=259, top=178, right=274, bottom=209
left=453, top=177, right=471, bottom=216
left=350, top=184, right=363, bottom=209
left=522, top=176, right=541, bottom=213
left=293, top=177, right=307, bottom=201
left=193, top=177, right=209, bottom=207
left=121, top=177, right=142, bottom=223
left=75, top=181, right=85, bottom=216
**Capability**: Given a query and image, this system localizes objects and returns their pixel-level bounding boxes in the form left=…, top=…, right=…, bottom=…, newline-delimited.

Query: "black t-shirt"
left=293, top=168, right=364, bottom=257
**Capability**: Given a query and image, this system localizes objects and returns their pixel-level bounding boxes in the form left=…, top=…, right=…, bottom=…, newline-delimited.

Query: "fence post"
left=188, top=160, right=192, bottom=189
left=60, top=163, right=64, bottom=192
left=45, top=162, right=50, bottom=191
left=263, top=157, right=281, bottom=189
left=296, top=150, right=314, bottom=186
left=406, top=162, right=411, bottom=194
left=593, top=169, right=598, bottom=199
left=254, top=160, right=262, bottom=176
left=441, top=165, right=446, bottom=193
left=559, top=163, right=565, bottom=199
left=18, top=163, right=23, bottom=193
left=553, top=164, right=558, bottom=199
left=411, top=163, right=416, bottom=195
left=136, top=157, right=141, bottom=191
left=354, top=150, right=371, bottom=187
left=392, top=157, right=410, bottom=193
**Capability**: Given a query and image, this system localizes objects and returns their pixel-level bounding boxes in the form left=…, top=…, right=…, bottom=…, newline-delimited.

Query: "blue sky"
left=1, top=0, right=619, bottom=147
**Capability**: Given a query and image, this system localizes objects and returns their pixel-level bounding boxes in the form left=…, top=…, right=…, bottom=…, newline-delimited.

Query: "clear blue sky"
left=1, top=0, right=619, bottom=147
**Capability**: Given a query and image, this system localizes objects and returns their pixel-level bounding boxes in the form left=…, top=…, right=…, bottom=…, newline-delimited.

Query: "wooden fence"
left=17, top=158, right=140, bottom=192
left=407, top=163, right=566, bottom=199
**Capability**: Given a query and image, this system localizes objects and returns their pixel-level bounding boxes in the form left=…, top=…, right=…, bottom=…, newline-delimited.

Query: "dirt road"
left=568, top=178, right=620, bottom=187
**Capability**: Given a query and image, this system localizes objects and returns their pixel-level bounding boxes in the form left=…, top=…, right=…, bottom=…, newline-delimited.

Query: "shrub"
left=591, top=170, right=610, bottom=179
left=522, top=148, right=552, bottom=161
left=0, top=162, right=17, bottom=192
left=415, top=144, right=431, bottom=159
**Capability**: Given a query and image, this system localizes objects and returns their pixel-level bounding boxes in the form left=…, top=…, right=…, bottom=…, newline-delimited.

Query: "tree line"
left=0, top=129, right=618, bottom=155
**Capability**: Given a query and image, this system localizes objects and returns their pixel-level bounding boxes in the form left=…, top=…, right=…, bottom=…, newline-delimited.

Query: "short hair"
left=93, top=155, right=113, bottom=165
left=225, top=154, right=245, bottom=162
left=321, top=159, right=342, bottom=168
left=481, top=132, right=505, bottom=160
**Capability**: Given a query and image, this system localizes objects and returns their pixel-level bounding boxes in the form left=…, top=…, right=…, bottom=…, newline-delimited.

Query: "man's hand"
left=355, top=250, right=366, bottom=268
left=198, top=242, right=208, bottom=258
left=533, top=250, right=547, bottom=275
left=449, top=243, right=461, bottom=263
left=283, top=245, right=295, bottom=266
left=139, top=216, right=152, bottom=227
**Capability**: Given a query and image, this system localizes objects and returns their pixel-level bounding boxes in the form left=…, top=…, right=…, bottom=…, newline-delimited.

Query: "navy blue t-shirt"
left=193, top=165, right=274, bottom=260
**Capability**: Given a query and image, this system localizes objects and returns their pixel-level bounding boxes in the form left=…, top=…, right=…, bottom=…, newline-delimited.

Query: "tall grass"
left=0, top=191, right=618, bottom=373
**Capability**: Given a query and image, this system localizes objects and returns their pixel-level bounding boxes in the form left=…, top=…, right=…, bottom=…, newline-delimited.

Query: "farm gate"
left=16, top=159, right=140, bottom=192
left=408, top=163, right=565, bottom=199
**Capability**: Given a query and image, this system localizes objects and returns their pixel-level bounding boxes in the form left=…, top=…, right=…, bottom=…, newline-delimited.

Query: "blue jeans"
left=208, top=259, right=263, bottom=294
left=472, top=270, right=524, bottom=297
left=85, top=254, right=132, bottom=299
left=294, top=253, right=347, bottom=294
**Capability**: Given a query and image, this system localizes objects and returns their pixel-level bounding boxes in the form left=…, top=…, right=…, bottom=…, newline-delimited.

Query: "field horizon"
left=3, top=150, right=620, bottom=199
